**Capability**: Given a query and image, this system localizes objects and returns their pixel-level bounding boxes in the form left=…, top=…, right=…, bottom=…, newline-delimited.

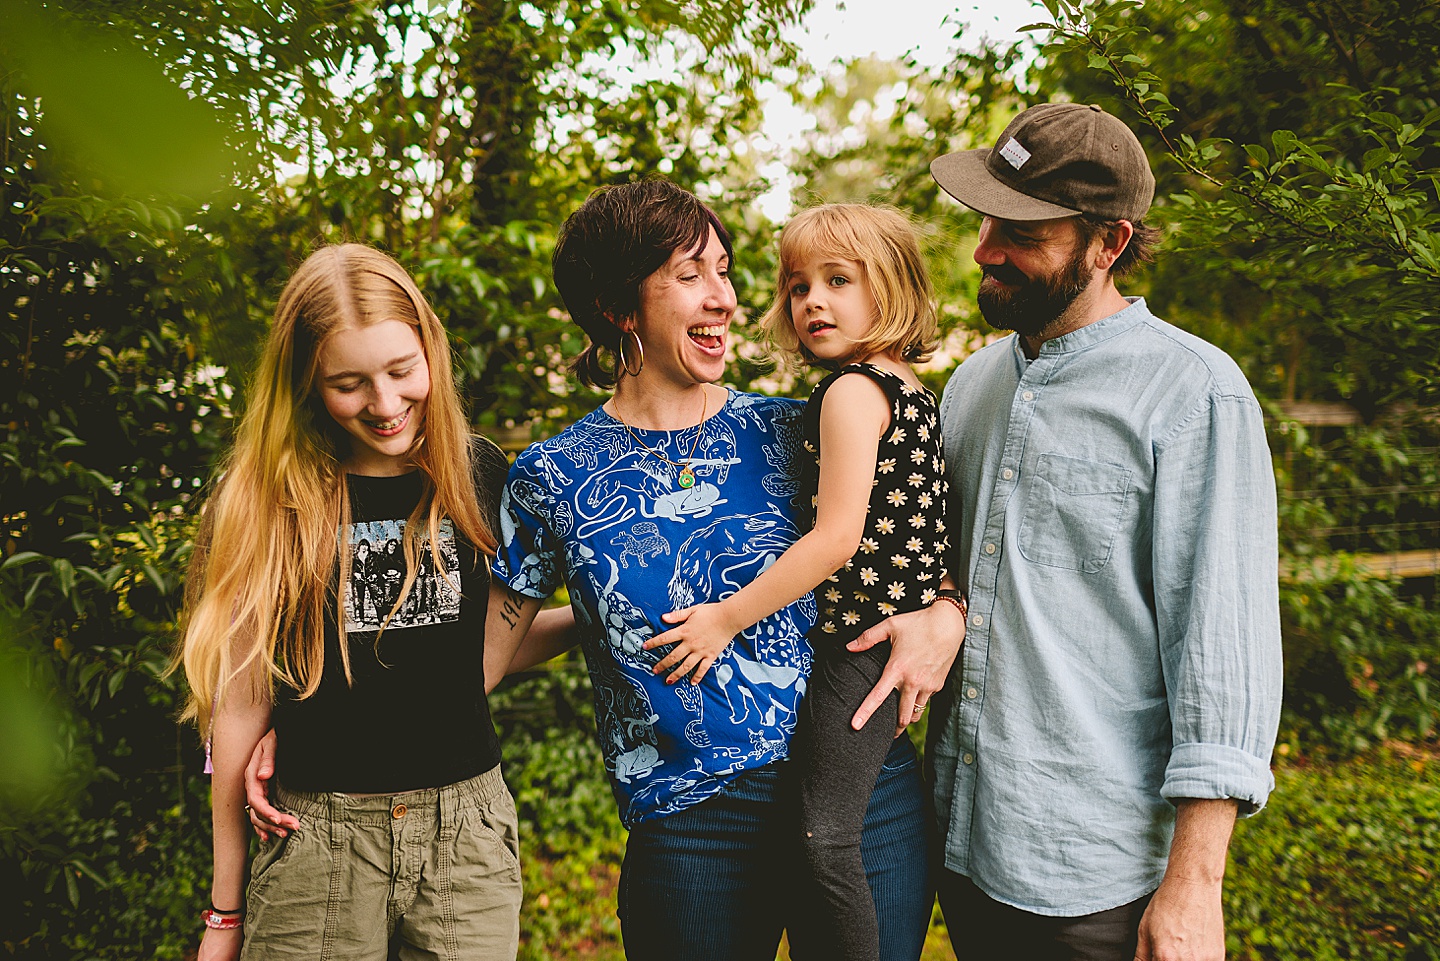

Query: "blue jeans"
left=617, top=737, right=933, bottom=961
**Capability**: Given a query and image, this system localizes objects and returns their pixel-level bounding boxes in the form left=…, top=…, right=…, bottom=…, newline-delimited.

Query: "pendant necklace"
left=612, top=388, right=708, bottom=489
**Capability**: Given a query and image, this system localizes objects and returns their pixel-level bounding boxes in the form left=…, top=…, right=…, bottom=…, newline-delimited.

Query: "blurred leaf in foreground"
left=0, top=0, right=233, bottom=197
left=0, top=605, right=61, bottom=817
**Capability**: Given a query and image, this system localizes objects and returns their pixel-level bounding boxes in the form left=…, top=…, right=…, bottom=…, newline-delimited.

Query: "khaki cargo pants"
left=242, top=765, right=522, bottom=960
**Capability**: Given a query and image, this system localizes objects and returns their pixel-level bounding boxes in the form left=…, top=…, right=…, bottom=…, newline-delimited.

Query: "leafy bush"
left=0, top=181, right=229, bottom=957
left=1226, top=747, right=1440, bottom=960
left=1273, top=415, right=1440, bottom=750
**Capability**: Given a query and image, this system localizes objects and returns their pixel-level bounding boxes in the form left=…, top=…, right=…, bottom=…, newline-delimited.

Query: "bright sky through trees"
left=758, top=0, right=1042, bottom=217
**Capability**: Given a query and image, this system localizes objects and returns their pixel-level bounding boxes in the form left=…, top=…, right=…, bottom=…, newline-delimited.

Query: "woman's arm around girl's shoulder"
left=644, top=370, right=893, bottom=684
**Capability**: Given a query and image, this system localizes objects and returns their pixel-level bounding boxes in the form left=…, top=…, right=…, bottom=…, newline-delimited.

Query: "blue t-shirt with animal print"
left=494, top=390, right=815, bottom=827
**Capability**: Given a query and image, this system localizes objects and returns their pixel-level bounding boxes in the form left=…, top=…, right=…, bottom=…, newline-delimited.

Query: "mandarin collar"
left=1009, top=296, right=1150, bottom=367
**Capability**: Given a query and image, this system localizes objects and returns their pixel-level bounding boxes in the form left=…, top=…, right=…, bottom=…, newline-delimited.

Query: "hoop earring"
left=617, top=330, right=645, bottom=377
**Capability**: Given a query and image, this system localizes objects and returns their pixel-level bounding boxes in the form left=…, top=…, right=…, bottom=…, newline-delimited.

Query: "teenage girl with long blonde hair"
left=178, top=244, right=520, bottom=961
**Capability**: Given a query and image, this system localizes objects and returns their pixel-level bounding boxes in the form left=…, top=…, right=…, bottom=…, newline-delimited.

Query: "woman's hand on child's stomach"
left=645, top=603, right=741, bottom=685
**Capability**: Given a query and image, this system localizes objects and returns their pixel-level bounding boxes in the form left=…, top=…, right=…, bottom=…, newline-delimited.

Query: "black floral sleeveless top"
left=800, top=362, right=950, bottom=644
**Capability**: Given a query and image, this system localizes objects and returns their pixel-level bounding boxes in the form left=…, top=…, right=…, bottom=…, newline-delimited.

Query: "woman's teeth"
left=689, top=325, right=725, bottom=348
left=367, top=410, right=410, bottom=433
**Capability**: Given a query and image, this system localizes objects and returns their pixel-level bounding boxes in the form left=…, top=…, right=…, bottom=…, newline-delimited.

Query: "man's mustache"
left=981, top=264, right=1029, bottom=287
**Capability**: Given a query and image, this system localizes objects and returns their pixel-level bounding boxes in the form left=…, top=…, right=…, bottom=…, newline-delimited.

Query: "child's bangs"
left=781, top=214, right=869, bottom=276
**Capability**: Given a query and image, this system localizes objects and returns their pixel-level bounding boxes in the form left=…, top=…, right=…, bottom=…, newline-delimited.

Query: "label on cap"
left=998, top=137, right=1031, bottom=170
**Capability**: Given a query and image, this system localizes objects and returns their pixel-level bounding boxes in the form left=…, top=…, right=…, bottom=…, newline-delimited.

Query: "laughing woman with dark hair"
left=483, top=180, right=947, bottom=961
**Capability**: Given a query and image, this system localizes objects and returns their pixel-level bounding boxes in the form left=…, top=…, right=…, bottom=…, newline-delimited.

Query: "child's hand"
left=643, top=603, right=742, bottom=685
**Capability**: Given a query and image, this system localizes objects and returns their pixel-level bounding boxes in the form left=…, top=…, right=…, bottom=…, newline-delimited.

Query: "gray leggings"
left=793, top=640, right=904, bottom=961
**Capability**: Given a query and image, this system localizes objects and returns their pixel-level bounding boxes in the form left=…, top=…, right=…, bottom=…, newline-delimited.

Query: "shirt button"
left=984, top=543, right=996, bottom=554
left=1002, top=468, right=1014, bottom=480
left=967, top=687, right=978, bottom=699
left=970, top=613, right=983, bottom=627
left=392, top=804, right=408, bottom=819
left=1022, top=390, right=1034, bottom=401
left=963, top=753, right=975, bottom=765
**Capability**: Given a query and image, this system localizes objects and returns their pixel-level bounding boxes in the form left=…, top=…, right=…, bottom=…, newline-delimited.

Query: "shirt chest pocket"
left=1018, top=452, right=1133, bottom=573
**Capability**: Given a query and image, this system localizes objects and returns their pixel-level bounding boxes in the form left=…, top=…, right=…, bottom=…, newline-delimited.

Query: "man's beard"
left=976, top=244, right=1092, bottom=338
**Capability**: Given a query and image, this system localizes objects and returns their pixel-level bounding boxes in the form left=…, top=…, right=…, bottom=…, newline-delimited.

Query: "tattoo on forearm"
left=499, top=589, right=523, bottom=630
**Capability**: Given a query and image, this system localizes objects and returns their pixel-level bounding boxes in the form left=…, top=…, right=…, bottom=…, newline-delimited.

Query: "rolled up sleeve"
left=1152, top=392, right=1283, bottom=815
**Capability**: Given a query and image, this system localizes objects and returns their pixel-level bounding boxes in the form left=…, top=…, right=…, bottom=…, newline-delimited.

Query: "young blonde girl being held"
left=177, top=245, right=519, bottom=961
left=646, top=204, right=955, bottom=961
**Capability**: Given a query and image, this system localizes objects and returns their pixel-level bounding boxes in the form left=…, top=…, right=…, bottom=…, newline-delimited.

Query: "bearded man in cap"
left=847, top=103, right=1283, bottom=960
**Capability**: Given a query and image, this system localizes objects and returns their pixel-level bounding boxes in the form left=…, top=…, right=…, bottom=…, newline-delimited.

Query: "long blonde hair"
left=760, top=203, right=938, bottom=369
left=176, top=244, right=493, bottom=733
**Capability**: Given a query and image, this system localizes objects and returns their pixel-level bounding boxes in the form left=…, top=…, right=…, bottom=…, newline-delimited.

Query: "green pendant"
left=678, top=466, right=696, bottom=489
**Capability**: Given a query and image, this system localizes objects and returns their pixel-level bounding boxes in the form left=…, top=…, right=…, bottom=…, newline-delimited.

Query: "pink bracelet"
left=202, top=908, right=244, bottom=930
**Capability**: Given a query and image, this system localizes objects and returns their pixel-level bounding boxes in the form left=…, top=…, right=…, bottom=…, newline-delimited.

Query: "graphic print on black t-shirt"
left=344, top=519, right=460, bottom=632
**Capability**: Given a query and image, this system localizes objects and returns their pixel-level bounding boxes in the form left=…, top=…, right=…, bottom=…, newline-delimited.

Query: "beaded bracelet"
left=932, top=589, right=968, bottom=621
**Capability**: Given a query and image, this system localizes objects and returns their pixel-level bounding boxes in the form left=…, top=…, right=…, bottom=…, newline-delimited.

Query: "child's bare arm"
left=645, top=373, right=891, bottom=683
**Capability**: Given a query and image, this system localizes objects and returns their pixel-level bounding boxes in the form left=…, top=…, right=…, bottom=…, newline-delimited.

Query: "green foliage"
left=1225, top=748, right=1440, bottom=960
left=159, top=0, right=816, bottom=430
left=5, top=0, right=1439, bottom=954
left=1269, top=413, right=1440, bottom=749
left=5, top=781, right=212, bottom=960
left=2, top=18, right=235, bottom=945
left=1035, top=0, right=1440, bottom=409
left=0, top=609, right=63, bottom=807
left=1279, top=566, right=1440, bottom=750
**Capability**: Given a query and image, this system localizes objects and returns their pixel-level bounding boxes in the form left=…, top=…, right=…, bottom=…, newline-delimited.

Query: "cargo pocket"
left=1018, top=453, right=1132, bottom=573
left=245, top=826, right=301, bottom=907
left=468, top=791, right=521, bottom=876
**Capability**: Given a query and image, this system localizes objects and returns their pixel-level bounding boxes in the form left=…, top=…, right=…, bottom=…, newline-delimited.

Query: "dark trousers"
left=793, top=641, right=910, bottom=961
left=617, top=740, right=932, bottom=961
left=937, top=870, right=1154, bottom=961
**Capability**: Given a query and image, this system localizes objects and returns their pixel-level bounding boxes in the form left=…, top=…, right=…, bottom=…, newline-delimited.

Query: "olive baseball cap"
left=930, top=102, right=1155, bottom=222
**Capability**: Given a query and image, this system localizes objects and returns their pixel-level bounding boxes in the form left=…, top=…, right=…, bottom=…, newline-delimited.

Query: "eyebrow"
left=322, top=351, right=422, bottom=382
left=682, top=247, right=729, bottom=266
left=790, top=261, right=855, bottom=274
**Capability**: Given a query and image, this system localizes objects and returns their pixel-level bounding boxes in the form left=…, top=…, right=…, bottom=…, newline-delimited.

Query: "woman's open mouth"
left=688, top=323, right=726, bottom=352
left=365, top=408, right=411, bottom=436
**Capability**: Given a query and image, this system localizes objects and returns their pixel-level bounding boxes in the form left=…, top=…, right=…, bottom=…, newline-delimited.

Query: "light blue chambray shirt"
left=930, top=298, right=1283, bottom=916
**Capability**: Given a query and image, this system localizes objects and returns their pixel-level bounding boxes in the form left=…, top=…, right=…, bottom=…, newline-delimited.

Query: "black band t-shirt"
left=271, top=439, right=510, bottom=792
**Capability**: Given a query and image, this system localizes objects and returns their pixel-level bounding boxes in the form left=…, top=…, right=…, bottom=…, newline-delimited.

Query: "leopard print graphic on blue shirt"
left=493, top=390, right=815, bottom=828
